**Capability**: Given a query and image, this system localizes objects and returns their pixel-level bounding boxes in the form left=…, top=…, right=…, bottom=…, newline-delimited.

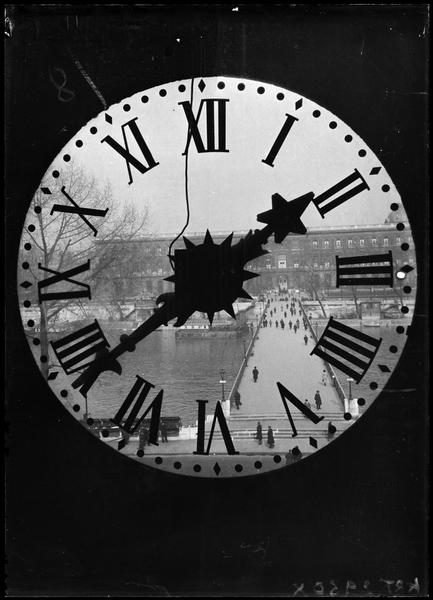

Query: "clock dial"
left=18, top=76, right=417, bottom=478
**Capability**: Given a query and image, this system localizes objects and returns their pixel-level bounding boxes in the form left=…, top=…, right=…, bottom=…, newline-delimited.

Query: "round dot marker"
left=345, top=135, right=352, bottom=142
left=155, top=456, right=163, bottom=465
left=141, top=95, right=149, bottom=103
left=369, top=382, right=378, bottom=390
left=254, top=461, right=262, bottom=469
left=173, top=461, right=181, bottom=469
left=329, top=121, right=337, bottom=129
left=237, top=83, right=245, bottom=91
left=73, top=404, right=80, bottom=412
left=193, top=464, right=201, bottom=472
left=217, top=81, right=225, bottom=89
left=357, top=398, right=366, bottom=406
left=257, top=86, right=265, bottom=94
left=235, top=464, right=243, bottom=472
left=313, top=110, right=321, bottom=118
left=382, top=184, right=390, bottom=192
left=90, top=127, right=97, bottom=134
left=24, top=243, right=31, bottom=250
left=159, top=89, right=167, bottom=97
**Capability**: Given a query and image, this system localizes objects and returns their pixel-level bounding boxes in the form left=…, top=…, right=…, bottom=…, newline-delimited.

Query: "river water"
left=90, top=328, right=251, bottom=424
left=88, top=322, right=404, bottom=423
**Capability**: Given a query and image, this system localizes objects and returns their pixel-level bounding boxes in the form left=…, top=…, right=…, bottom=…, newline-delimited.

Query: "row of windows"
left=311, top=237, right=408, bottom=249
left=259, top=257, right=415, bottom=270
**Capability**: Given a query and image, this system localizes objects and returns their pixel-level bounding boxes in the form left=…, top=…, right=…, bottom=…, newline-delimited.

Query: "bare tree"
left=305, top=266, right=327, bottom=318
left=19, top=163, right=148, bottom=379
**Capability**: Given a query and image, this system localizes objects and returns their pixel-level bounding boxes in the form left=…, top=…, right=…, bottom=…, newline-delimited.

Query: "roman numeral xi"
left=311, top=317, right=382, bottom=383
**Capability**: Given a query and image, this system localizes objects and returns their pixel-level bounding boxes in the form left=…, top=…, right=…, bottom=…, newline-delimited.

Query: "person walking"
left=314, top=390, right=322, bottom=410
left=269, top=319, right=272, bottom=327
left=256, top=421, right=263, bottom=445
left=303, top=334, right=308, bottom=345
left=275, top=320, right=279, bottom=328
left=280, top=319, right=284, bottom=329
left=321, top=369, right=327, bottom=386
left=252, top=366, right=259, bottom=383
left=160, top=420, right=168, bottom=443
left=304, top=399, right=311, bottom=409
left=267, top=426, right=275, bottom=449
left=288, top=320, right=292, bottom=330
left=293, top=324, right=297, bottom=333
left=284, top=311, right=287, bottom=318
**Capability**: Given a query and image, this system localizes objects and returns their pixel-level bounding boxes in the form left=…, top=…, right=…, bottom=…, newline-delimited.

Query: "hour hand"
left=71, top=294, right=178, bottom=397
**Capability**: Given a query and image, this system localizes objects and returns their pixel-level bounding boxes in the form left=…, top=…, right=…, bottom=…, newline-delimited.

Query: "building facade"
left=96, top=208, right=415, bottom=303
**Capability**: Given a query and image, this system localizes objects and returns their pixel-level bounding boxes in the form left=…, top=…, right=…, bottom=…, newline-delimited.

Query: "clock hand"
left=72, top=190, right=313, bottom=396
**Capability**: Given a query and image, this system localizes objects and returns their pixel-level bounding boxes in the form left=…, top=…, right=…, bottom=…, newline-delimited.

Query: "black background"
left=5, top=5, right=429, bottom=596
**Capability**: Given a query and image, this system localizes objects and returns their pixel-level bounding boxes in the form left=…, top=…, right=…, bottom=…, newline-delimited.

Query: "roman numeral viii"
left=179, top=98, right=229, bottom=154
left=101, top=118, right=159, bottom=185
left=311, top=317, right=382, bottom=383
left=51, top=320, right=110, bottom=375
left=313, top=169, right=370, bottom=218
left=336, top=251, right=394, bottom=287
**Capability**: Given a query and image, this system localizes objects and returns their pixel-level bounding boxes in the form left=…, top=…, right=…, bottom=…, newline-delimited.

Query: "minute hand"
left=72, top=299, right=177, bottom=397
left=72, top=190, right=313, bottom=397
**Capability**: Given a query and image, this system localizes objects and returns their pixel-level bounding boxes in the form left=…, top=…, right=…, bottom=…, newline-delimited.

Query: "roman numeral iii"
left=179, top=98, right=229, bottom=154
left=311, top=317, right=382, bottom=383
left=336, top=251, right=394, bottom=287
left=313, top=169, right=370, bottom=218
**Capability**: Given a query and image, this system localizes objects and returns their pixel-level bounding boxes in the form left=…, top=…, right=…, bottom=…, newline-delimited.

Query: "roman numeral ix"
left=38, top=260, right=91, bottom=303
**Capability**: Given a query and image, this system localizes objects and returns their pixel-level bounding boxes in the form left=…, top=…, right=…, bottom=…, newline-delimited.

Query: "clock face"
left=18, top=76, right=416, bottom=478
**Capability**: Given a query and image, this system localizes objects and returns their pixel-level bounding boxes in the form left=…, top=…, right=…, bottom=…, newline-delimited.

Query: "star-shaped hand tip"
left=257, top=191, right=314, bottom=243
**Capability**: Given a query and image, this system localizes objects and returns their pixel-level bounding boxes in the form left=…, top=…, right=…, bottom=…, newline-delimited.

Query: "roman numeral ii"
left=313, top=169, right=369, bottom=218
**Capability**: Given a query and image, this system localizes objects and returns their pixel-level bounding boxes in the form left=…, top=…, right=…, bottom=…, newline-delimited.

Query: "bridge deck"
left=232, top=298, right=344, bottom=421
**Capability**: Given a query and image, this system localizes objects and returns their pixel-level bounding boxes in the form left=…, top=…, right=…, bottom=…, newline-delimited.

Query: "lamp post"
left=347, top=377, right=354, bottom=402
left=219, top=369, right=226, bottom=403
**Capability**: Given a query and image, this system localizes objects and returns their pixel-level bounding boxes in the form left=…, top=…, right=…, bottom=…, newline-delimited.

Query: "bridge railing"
left=298, top=298, right=346, bottom=408
left=227, top=305, right=265, bottom=406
